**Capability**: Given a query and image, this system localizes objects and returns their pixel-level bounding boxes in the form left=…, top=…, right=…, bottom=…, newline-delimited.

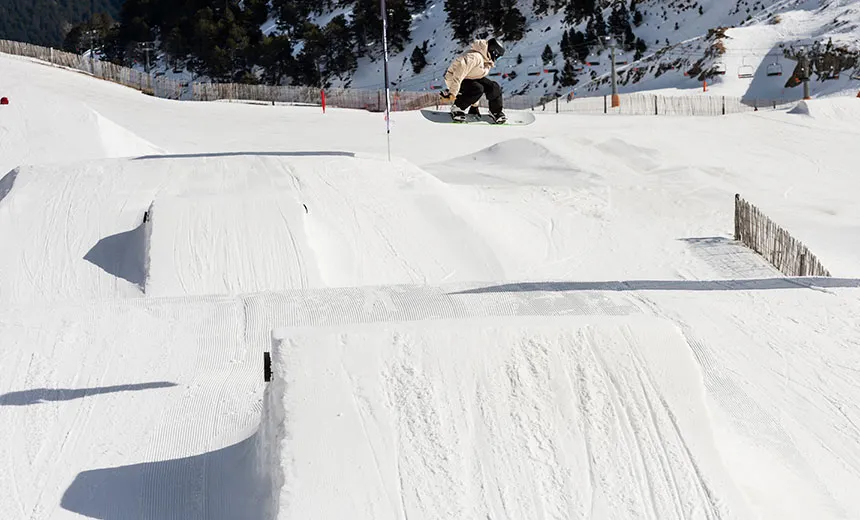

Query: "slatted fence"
left=734, top=194, right=831, bottom=277
left=1, top=39, right=783, bottom=116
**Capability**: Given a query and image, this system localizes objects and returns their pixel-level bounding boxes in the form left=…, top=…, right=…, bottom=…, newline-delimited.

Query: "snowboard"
left=420, top=109, right=536, bottom=126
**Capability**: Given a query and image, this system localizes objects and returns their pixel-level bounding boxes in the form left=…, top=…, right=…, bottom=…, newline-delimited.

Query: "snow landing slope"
left=2, top=52, right=860, bottom=520
left=263, top=316, right=752, bottom=520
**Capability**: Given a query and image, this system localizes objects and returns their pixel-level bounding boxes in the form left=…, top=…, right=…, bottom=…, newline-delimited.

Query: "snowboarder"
left=439, top=38, right=507, bottom=124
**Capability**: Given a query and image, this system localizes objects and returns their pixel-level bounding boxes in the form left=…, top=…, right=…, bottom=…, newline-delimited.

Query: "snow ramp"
left=260, top=316, right=750, bottom=520
left=142, top=153, right=505, bottom=297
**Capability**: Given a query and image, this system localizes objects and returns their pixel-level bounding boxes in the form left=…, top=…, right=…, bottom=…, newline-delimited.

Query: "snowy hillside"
left=339, top=0, right=860, bottom=101
left=2, top=50, right=860, bottom=520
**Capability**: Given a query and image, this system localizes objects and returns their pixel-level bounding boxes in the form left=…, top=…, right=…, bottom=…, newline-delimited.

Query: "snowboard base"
left=420, top=109, right=536, bottom=126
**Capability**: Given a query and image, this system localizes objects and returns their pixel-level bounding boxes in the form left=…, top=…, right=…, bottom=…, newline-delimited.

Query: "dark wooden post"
left=734, top=194, right=741, bottom=241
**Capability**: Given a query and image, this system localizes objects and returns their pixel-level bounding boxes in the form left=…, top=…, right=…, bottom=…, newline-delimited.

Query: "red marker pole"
left=321, top=90, right=326, bottom=113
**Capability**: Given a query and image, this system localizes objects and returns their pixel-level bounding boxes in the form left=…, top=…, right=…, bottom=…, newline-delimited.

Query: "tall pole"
left=609, top=37, right=620, bottom=108
left=139, top=41, right=155, bottom=74
left=380, top=0, right=392, bottom=161
left=800, top=48, right=811, bottom=100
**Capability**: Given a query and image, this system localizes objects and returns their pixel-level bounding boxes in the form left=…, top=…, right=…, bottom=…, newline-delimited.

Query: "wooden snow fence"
left=734, top=194, right=831, bottom=277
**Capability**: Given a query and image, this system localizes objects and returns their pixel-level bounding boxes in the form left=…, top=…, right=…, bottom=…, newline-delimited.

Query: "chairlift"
left=714, top=62, right=727, bottom=75
left=766, top=60, right=783, bottom=77
left=527, top=64, right=542, bottom=76
left=429, top=81, right=443, bottom=90
left=738, top=57, right=754, bottom=79
left=489, top=55, right=513, bottom=77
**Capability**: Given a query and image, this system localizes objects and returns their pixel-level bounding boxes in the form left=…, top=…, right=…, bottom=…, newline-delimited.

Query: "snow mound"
left=427, top=137, right=600, bottom=188
left=788, top=100, right=812, bottom=115
left=788, top=97, right=860, bottom=120
left=261, top=316, right=750, bottom=520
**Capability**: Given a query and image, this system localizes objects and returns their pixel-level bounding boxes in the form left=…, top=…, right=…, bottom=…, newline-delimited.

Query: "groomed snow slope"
left=2, top=52, right=860, bottom=520
left=263, top=316, right=751, bottom=520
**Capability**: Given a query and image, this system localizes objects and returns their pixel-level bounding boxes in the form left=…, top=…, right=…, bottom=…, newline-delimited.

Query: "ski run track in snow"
left=1, top=51, right=860, bottom=520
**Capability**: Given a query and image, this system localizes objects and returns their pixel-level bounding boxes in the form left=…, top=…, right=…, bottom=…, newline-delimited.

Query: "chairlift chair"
left=714, top=62, right=727, bottom=75
left=766, top=61, right=783, bottom=77
left=489, top=55, right=512, bottom=77
left=738, top=57, right=754, bottom=79
left=527, top=64, right=542, bottom=76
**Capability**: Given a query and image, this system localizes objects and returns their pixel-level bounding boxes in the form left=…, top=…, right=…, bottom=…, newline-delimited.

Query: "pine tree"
left=533, top=0, right=550, bottom=16
left=560, top=59, right=578, bottom=87
left=411, top=44, right=428, bottom=73
left=560, top=30, right=572, bottom=60
left=633, top=9, right=644, bottom=26
left=353, top=0, right=412, bottom=55
left=564, top=0, right=597, bottom=25
left=445, top=0, right=482, bottom=44
left=570, top=29, right=589, bottom=62
left=271, top=0, right=314, bottom=36
left=542, top=44, right=554, bottom=65
left=608, top=2, right=630, bottom=39
left=259, top=34, right=295, bottom=84
left=324, top=15, right=357, bottom=78
left=634, top=37, right=647, bottom=60
left=585, top=9, right=606, bottom=42
left=501, top=6, right=527, bottom=41
left=624, top=25, right=636, bottom=51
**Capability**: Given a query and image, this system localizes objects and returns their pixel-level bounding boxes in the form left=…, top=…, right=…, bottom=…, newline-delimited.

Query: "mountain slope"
left=339, top=0, right=860, bottom=100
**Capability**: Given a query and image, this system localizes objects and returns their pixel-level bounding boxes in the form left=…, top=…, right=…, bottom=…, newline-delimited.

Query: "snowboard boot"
left=491, top=111, right=508, bottom=124
left=451, top=105, right=467, bottom=122
left=468, top=105, right=481, bottom=116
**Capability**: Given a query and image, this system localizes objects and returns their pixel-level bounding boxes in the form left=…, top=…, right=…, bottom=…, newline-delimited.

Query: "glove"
left=440, top=89, right=453, bottom=100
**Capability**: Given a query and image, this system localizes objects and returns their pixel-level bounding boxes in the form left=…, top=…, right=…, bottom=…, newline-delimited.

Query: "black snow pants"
left=455, top=77, right=503, bottom=113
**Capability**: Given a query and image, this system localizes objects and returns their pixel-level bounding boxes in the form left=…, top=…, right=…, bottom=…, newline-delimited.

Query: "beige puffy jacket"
left=443, top=39, right=496, bottom=97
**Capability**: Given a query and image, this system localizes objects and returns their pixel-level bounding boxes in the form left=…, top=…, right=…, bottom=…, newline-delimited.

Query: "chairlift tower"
left=81, top=30, right=99, bottom=73
left=797, top=47, right=812, bottom=100
left=784, top=46, right=813, bottom=100
left=138, top=41, right=156, bottom=74
left=607, top=37, right=620, bottom=108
